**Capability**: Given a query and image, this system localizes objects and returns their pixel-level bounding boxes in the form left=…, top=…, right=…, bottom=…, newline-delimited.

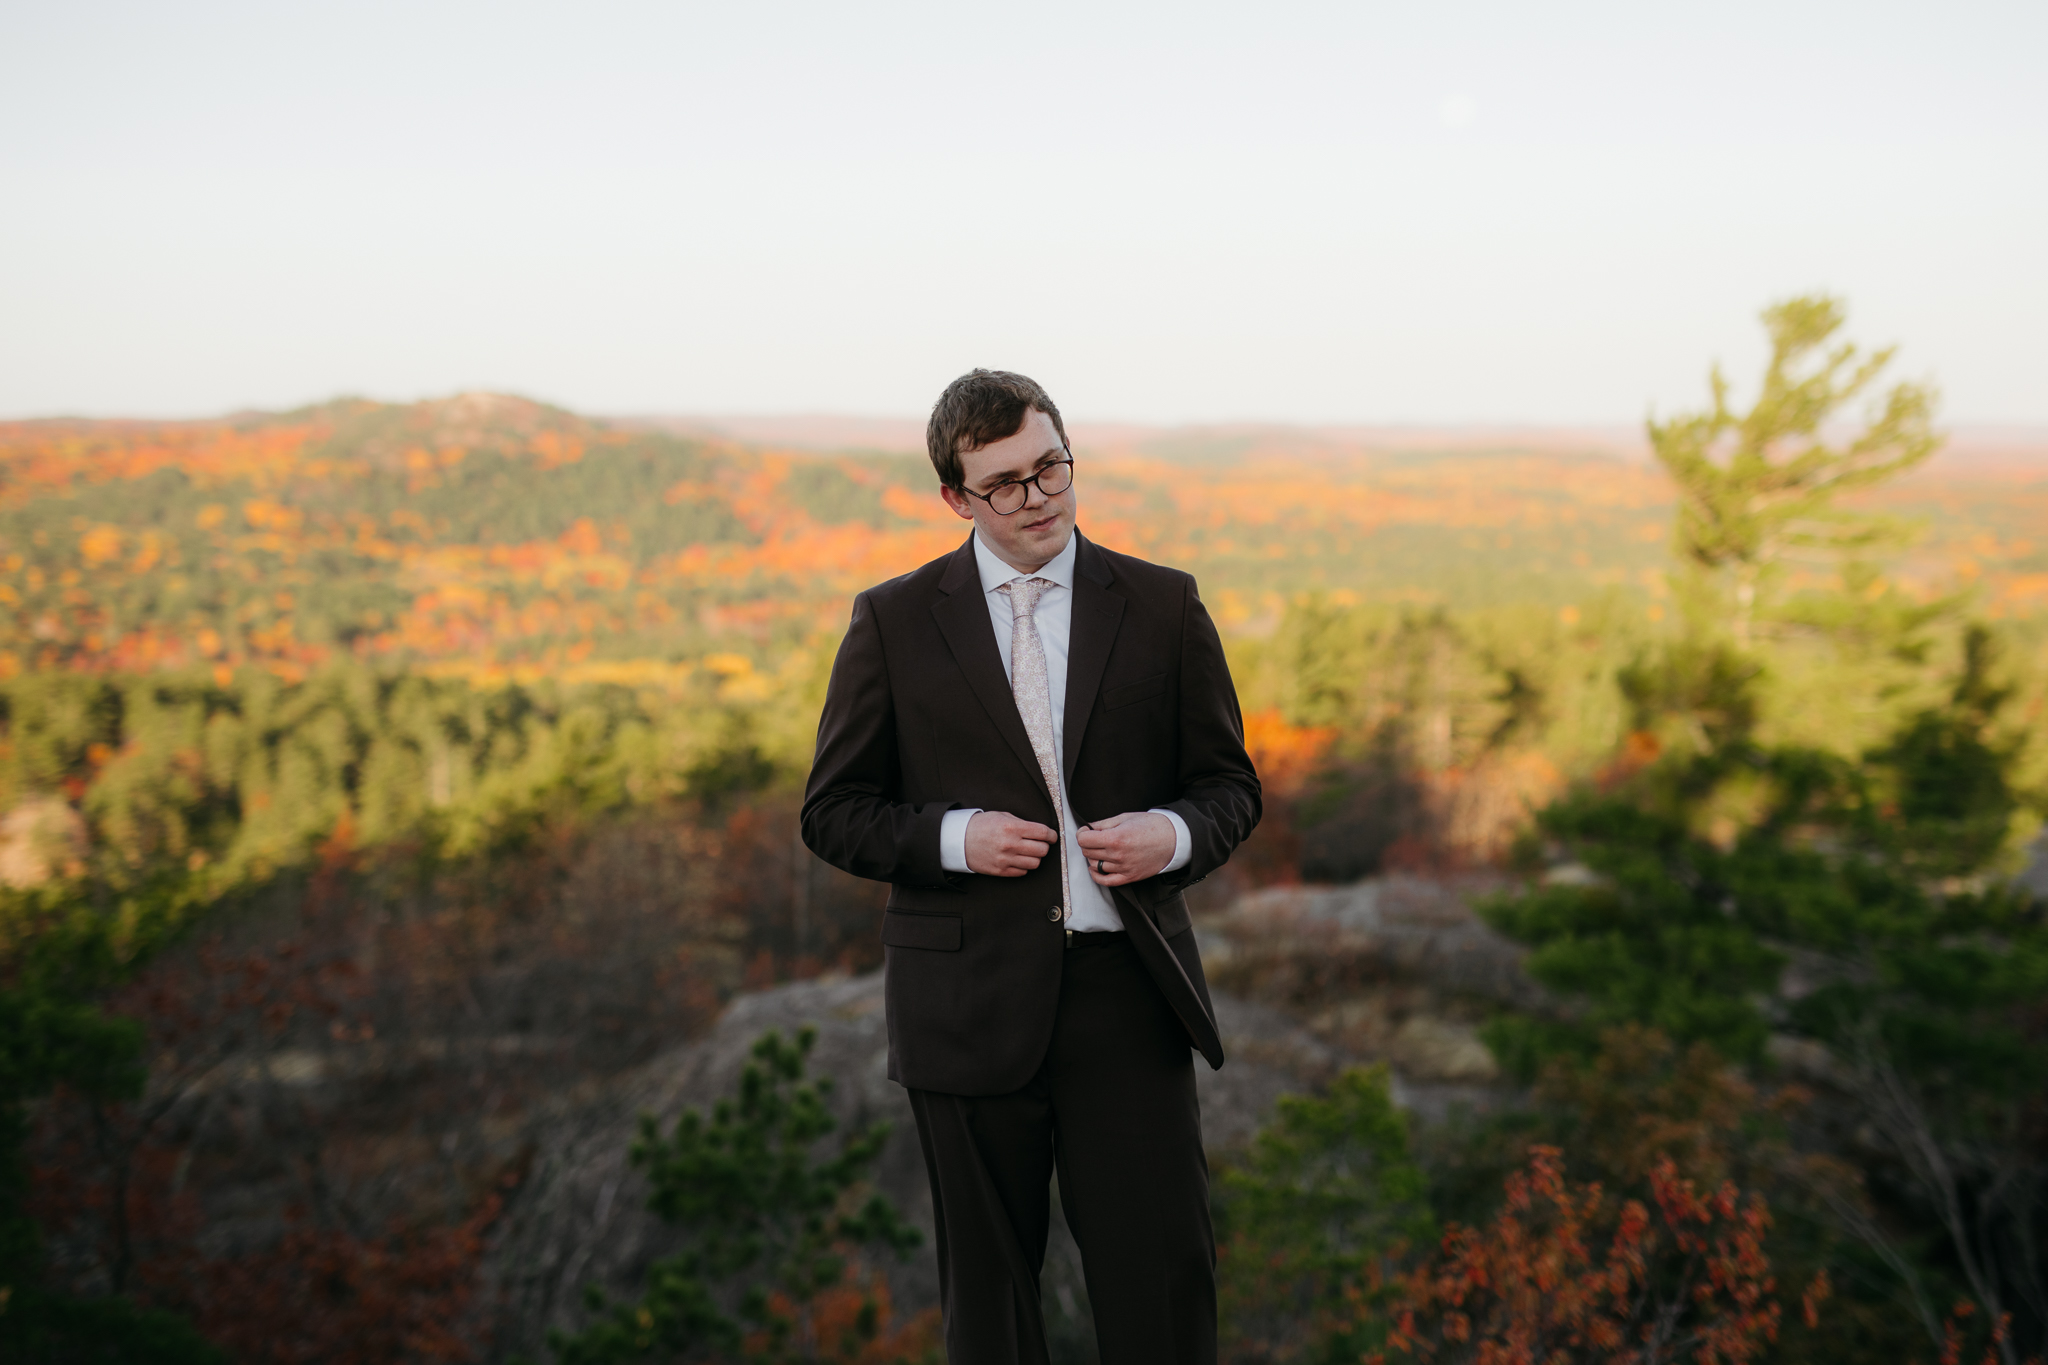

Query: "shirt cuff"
left=1148, top=808, right=1193, bottom=873
left=939, top=807, right=982, bottom=874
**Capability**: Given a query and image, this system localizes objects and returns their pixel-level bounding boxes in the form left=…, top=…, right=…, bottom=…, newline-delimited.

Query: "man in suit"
left=801, top=369, right=1261, bottom=1364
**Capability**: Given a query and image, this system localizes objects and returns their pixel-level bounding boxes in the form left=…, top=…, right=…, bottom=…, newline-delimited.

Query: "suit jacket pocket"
left=1153, top=896, right=1192, bottom=939
left=1103, top=672, right=1167, bottom=710
left=882, top=910, right=962, bottom=952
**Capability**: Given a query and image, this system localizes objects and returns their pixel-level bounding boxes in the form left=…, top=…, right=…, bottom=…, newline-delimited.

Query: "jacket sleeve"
left=800, top=590, right=959, bottom=888
left=1159, top=577, right=1262, bottom=892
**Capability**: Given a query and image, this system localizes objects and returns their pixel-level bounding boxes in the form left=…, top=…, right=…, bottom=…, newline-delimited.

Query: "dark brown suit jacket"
left=800, top=530, right=1261, bottom=1096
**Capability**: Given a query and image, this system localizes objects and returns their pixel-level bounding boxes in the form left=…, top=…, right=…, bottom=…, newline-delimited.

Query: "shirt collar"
left=973, top=528, right=1078, bottom=596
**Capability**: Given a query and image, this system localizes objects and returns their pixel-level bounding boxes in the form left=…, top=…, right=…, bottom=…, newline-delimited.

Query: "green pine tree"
left=1650, top=294, right=1939, bottom=648
left=549, top=1027, right=924, bottom=1365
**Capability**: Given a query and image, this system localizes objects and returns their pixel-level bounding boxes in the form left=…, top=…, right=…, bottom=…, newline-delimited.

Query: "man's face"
left=938, top=409, right=1077, bottom=573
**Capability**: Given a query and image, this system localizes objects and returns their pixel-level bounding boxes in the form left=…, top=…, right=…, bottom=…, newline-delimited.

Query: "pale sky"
left=3, top=1, right=2044, bottom=425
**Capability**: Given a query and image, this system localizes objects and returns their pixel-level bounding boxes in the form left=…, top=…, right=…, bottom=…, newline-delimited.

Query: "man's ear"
left=938, top=485, right=975, bottom=521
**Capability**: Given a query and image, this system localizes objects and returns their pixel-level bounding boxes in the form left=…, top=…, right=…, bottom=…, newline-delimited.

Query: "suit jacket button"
left=1046, top=905, right=1062, bottom=922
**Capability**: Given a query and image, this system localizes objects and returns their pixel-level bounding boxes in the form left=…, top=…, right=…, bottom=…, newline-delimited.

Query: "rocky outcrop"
left=1199, top=874, right=1538, bottom=1009
left=481, top=873, right=1544, bottom=1360
left=1196, top=873, right=1539, bottom=1118
left=477, top=971, right=1351, bottom=1361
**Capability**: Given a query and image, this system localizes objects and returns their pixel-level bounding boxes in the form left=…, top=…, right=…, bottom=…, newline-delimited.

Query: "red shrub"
left=1368, top=1146, right=1804, bottom=1365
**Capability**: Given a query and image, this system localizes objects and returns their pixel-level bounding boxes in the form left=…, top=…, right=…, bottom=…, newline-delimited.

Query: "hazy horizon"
left=13, top=395, right=2047, bottom=474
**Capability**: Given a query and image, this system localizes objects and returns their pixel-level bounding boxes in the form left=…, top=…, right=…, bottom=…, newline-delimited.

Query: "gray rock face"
left=1195, top=873, right=1539, bottom=1121
left=479, top=974, right=914, bottom=1363
left=1202, top=874, right=1538, bottom=1009
left=481, top=873, right=1542, bottom=1360
left=478, top=971, right=1349, bottom=1361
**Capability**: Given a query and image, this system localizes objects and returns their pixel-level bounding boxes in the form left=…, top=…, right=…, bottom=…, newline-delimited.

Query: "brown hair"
left=925, top=369, right=1069, bottom=491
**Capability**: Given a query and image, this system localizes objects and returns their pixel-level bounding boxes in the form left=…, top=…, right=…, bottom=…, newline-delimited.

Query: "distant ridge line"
left=6, top=399, right=2042, bottom=475
left=622, top=413, right=1657, bottom=458
left=617, top=412, right=2048, bottom=474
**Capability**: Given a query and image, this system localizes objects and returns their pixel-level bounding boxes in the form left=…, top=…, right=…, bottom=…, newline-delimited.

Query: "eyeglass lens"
left=990, top=461, right=1073, bottom=514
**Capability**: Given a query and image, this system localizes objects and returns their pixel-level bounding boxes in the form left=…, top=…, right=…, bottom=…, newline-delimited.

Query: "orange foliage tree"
left=1365, top=1146, right=1814, bottom=1365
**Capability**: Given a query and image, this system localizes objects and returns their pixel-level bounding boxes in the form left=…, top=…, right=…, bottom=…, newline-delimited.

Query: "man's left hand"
left=1078, top=812, right=1175, bottom=887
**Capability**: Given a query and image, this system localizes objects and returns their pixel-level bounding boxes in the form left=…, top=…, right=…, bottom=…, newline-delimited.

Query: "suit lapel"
left=1062, top=533, right=1123, bottom=788
left=929, top=535, right=1058, bottom=813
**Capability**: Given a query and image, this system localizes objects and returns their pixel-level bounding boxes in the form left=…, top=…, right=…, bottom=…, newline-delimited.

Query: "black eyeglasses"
left=962, top=453, right=1075, bottom=516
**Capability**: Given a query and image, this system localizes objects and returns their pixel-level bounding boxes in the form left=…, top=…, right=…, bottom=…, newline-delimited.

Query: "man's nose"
left=1021, top=478, right=1049, bottom=509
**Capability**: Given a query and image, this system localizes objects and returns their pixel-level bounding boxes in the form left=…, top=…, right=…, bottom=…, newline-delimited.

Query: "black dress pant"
left=906, top=932, right=1215, bottom=1365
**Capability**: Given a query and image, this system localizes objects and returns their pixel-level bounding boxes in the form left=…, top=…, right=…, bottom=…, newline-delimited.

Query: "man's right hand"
left=964, top=811, right=1058, bottom=877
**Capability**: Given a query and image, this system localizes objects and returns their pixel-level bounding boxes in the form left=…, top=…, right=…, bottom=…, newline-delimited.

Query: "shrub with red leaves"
left=149, top=1194, right=504, bottom=1365
left=1936, top=1300, right=2042, bottom=1365
left=1367, top=1145, right=1810, bottom=1365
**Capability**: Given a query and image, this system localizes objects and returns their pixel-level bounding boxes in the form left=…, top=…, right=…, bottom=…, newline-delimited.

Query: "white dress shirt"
left=937, top=531, right=1193, bottom=933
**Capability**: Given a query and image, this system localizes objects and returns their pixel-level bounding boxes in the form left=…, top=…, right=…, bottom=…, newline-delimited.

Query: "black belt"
left=1065, top=929, right=1129, bottom=949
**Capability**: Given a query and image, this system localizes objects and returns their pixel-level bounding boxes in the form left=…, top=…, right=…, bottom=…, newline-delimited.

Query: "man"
left=801, top=369, right=1261, bottom=1364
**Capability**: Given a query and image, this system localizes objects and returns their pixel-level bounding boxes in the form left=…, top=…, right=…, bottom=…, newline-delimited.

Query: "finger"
left=1016, top=839, right=1050, bottom=858
left=1016, top=822, right=1058, bottom=842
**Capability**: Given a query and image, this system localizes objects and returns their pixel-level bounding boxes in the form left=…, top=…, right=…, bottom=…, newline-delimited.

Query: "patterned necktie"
left=997, top=577, right=1069, bottom=922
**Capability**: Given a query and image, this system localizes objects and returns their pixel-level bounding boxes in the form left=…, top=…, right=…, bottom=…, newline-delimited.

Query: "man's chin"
left=1019, top=514, right=1070, bottom=541
left=984, top=516, right=1072, bottom=568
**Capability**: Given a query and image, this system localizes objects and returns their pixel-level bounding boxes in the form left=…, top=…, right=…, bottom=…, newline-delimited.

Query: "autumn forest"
left=3, top=300, right=2046, bottom=1364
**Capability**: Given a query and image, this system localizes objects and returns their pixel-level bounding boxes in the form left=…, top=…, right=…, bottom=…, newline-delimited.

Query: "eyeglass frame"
left=958, top=448, right=1076, bottom=516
